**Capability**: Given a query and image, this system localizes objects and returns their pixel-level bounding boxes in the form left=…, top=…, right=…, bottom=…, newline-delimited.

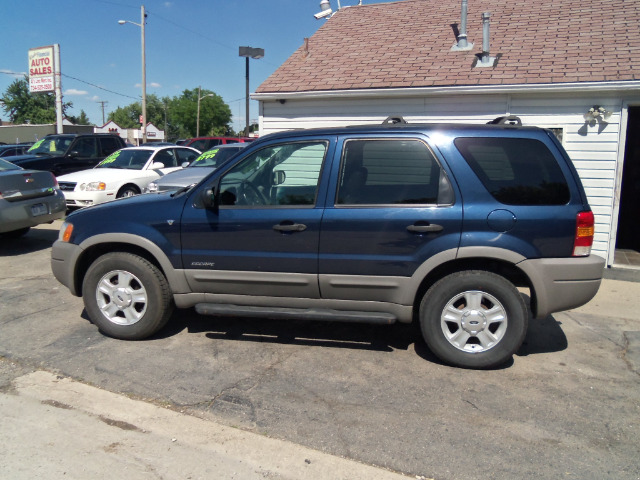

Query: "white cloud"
left=164, top=2, right=173, bottom=7
left=65, top=88, right=89, bottom=96
left=90, top=95, right=100, bottom=101
left=150, top=82, right=161, bottom=88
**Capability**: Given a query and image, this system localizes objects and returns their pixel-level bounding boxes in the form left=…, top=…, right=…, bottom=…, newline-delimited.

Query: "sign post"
left=28, top=44, right=63, bottom=133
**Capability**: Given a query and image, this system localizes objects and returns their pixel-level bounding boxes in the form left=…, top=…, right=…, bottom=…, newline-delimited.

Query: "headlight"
left=79, top=182, right=106, bottom=191
left=59, top=221, right=74, bottom=242
left=147, top=182, right=158, bottom=193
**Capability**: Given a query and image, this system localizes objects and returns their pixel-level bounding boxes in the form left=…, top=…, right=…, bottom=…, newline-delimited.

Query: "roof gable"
left=257, top=0, right=640, bottom=94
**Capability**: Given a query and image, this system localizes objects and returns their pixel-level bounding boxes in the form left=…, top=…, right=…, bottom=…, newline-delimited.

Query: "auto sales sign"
left=28, top=45, right=56, bottom=93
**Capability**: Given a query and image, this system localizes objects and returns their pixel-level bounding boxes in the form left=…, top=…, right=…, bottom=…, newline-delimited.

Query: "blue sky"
left=1, top=0, right=394, bottom=133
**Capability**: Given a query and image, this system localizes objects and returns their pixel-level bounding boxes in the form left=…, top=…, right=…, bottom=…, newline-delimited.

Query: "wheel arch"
left=117, top=183, right=141, bottom=197
left=410, top=248, right=534, bottom=322
left=73, top=234, right=189, bottom=297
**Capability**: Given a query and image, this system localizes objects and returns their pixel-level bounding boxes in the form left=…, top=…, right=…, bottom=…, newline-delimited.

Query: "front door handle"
left=273, top=223, right=307, bottom=232
left=406, top=223, right=443, bottom=233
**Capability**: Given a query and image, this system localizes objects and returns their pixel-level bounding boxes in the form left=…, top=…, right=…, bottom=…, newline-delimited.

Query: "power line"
left=61, top=73, right=139, bottom=100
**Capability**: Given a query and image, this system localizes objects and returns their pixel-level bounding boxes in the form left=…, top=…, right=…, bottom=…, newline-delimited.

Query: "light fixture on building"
left=314, top=0, right=333, bottom=19
left=584, top=106, right=612, bottom=122
left=314, top=0, right=363, bottom=19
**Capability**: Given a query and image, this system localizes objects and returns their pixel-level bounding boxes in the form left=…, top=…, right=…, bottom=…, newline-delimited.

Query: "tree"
left=107, top=88, right=232, bottom=140
left=166, top=88, right=232, bottom=138
left=67, top=109, right=92, bottom=125
left=1, top=76, right=72, bottom=124
left=109, top=94, right=172, bottom=130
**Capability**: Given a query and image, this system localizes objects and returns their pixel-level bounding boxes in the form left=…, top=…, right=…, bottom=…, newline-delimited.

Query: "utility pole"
left=97, top=101, right=108, bottom=125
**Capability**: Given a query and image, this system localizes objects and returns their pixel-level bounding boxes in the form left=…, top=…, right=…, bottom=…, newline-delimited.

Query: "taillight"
left=51, top=173, right=59, bottom=188
left=573, top=211, right=594, bottom=256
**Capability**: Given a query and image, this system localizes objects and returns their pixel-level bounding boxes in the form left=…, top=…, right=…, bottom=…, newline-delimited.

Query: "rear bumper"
left=518, top=254, right=606, bottom=319
left=0, top=190, right=66, bottom=233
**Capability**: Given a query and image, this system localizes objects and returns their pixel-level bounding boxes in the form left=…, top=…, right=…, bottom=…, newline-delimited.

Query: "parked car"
left=145, top=143, right=248, bottom=193
left=8, top=133, right=126, bottom=177
left=183, top=136, right=255, bottom=152
left=0, top=157, right=66, bottom=237
left=51, top=116, right=605, bottom=368
left=0, top=144, right=32, bottom=158
left=57, top=145, right=200, bottom=209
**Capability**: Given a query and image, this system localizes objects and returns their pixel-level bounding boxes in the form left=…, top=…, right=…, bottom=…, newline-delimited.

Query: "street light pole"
left=140, top=5, right=146, bottom=144
left=118, top=5, right=147, bottom=145
left=238, top=46, right=264, bottom=137
left=196, top=86, right=214, bottom=138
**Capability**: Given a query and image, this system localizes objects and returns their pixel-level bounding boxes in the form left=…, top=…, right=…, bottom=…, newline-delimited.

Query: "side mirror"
left=181, top=161, right=191, bottom=168
left=151, top=162, right=165, bottom=169
left=273, top=170, right=286, bottom=185
left=68, top=150, right=80, bottom=158
left=202, top=186, right=218, bottom=210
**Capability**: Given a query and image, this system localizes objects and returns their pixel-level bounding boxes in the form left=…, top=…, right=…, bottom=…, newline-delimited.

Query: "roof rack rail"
left=382, top=115, right=407, bottom=125
left=487, top=115, right=522, bottom=126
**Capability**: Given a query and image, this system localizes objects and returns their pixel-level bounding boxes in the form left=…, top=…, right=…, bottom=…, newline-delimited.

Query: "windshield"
left=27, top=136, right=73, bottom=155
left=0, top=158, right=21, bottom=171
left=96, top=149, right=152, bottom=169
left=190, top=147, right=240, bottom=168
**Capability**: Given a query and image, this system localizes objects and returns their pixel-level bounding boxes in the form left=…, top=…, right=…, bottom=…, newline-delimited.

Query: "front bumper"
left=63, top=190, right=116, bottom=208
left=51, top=240, right=84, bottom=296
left=518, top=254, right=606, bottom=319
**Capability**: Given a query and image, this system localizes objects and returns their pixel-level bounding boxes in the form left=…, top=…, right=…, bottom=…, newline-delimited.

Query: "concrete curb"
left=3, top=371, right=416, bottom=480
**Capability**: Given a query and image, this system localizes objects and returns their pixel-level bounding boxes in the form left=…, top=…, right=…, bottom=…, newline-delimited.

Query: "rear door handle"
left=273, top=223, right=307, bottom=232
left=406, top=223, right=443, bottom=233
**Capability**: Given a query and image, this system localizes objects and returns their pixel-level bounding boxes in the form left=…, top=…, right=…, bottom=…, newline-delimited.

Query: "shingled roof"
left=256, top=0, right=640, bottom=94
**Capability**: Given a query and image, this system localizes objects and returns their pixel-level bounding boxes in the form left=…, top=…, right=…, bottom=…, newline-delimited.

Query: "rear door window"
left=336, top=139, right=453, bottom=206
left=454, top=137, right=570, bottom=205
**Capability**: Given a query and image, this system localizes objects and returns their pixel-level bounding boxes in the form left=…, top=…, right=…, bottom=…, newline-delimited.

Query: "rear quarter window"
left=454, top=137, right=570, bottom=205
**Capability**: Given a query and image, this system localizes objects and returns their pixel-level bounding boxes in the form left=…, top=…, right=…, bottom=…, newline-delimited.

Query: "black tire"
left=82, top=252, right=173, bottom=340
left=419, top=270, right=528, bottom=369
left=116, top=185, right=140, bottom=198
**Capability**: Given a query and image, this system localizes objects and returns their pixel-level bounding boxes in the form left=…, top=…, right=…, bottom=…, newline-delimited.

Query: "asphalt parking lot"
left=1, top=220, right=639, bottom=480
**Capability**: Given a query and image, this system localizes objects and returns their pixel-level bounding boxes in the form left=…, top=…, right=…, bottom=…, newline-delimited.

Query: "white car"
left=57, top=146, right=200, bottom=208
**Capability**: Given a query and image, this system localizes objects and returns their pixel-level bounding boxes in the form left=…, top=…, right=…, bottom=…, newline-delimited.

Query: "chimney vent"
left=451, top=0, right=474, bottom=51
left=476, top=11, right=496, bottom=67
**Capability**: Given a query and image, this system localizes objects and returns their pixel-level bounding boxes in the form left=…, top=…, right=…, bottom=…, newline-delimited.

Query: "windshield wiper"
left=170, top=183, right=197, bottom=197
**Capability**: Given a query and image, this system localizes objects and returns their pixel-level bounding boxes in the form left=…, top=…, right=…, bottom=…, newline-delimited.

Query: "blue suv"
left=51, top=117, right=604, bottom=368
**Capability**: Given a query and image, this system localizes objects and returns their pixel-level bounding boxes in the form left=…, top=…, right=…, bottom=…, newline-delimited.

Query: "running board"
left=194, top=303, right=397, bottom=325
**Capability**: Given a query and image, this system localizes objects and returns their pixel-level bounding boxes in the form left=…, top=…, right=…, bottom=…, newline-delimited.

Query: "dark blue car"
left=51, top=117, right=604, bottom=368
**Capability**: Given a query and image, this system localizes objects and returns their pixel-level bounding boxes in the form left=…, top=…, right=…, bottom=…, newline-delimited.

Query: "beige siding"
left=259, top=92, right=639, bottom=262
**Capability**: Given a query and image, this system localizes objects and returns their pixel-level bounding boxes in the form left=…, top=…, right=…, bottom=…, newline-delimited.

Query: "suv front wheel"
left=82, top=252, right=174, bottom=339
left=420, top=270, right=528, bottom=369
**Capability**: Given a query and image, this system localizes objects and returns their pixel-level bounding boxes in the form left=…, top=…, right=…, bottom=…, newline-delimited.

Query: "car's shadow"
left=80, top=292, right=568, bottom=368
left=0, top=227, right=59, bottom=255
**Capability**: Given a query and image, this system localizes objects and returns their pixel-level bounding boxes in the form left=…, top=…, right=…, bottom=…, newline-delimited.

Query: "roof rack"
left=487, top=115, right=522, bottom=126
left=382, top=115, right=408, bottom=125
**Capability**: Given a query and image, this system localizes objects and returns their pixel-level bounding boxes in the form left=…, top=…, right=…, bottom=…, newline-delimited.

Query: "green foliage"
left=2, top=79, right=234, bottom=140
left=67, top=109, right=92, bottom=125
left=108, top=93, right=167, bottom=129
left=1, top=76, right=72, bottom=124
left=107, top=89, right=231, bottom=140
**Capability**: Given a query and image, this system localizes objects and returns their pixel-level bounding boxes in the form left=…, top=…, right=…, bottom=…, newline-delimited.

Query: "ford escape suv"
left=51, top=117, right=604, bottom=368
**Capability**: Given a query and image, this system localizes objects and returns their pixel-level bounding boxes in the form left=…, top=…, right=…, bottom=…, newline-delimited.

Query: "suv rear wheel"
left=420, top=270, right=528, bottom=369
left=82, top=252, right=173, bottom=339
